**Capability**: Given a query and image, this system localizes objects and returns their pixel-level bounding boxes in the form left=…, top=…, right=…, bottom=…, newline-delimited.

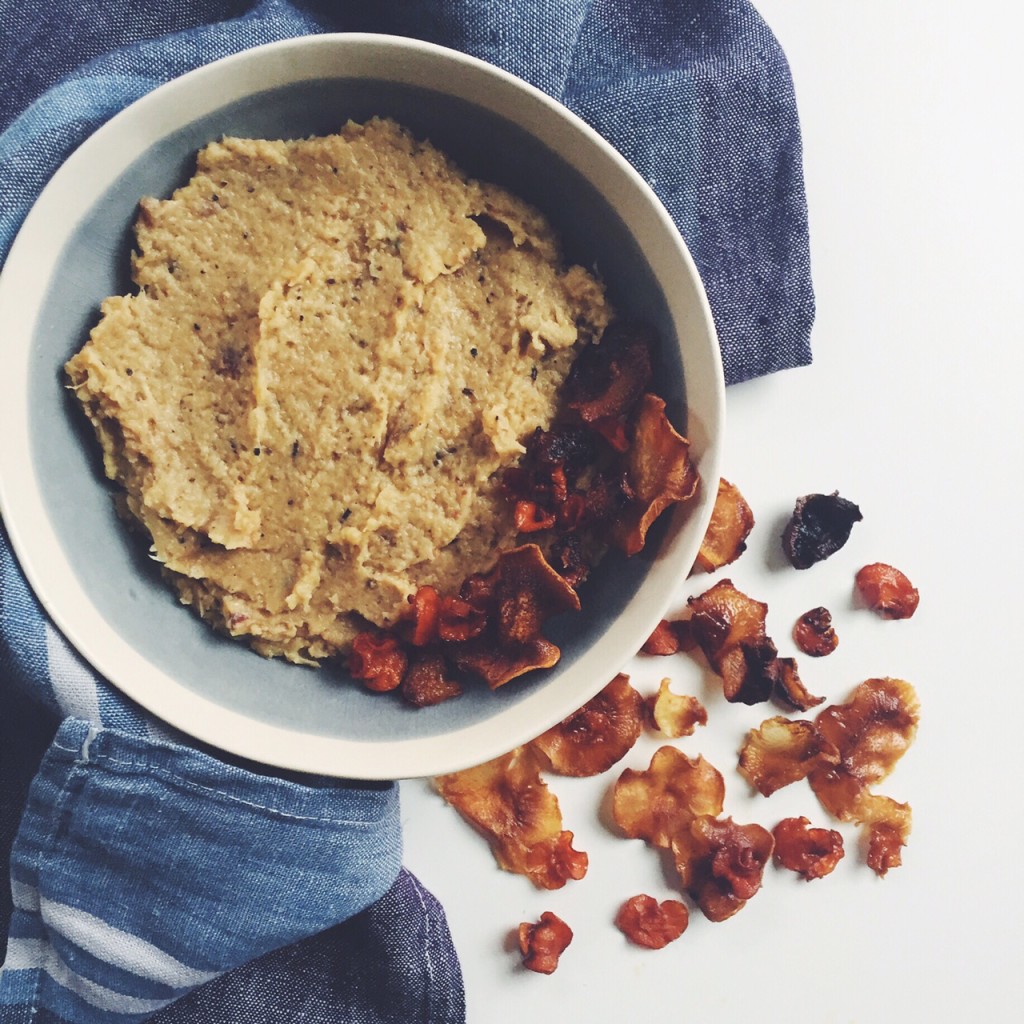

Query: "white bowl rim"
left=0, top=32, right=725, bottom=779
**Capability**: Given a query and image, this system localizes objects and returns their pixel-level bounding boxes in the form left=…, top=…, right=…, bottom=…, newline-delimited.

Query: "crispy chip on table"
left=692, top=478, right=755, bottom=574
left=435, top=746, right=588, bottom=889
left=646, top=679, right=707, bottom=738
left=530, top=673, right=644, bottom=776
left=738, top=716, right=839, bottom=797
left=809, top=678, right=919, bottom=876
left=772, top=816, right=845, bottom=881
left=518, top=911, right=573, bottom=974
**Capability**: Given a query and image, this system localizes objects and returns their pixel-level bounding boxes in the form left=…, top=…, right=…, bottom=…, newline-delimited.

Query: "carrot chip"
left=772, top=816, right=845, bottom=881
left=519, top=912, right=573, bottom=974
left=531, top=673, right=644, bottom=777
left=435, top=746, right=588, bottom=890
left=615, top=895, right=689, bottom=949
left=855, top=563, right=920, bottom=619
left=793, top=606, right=839, bottom=657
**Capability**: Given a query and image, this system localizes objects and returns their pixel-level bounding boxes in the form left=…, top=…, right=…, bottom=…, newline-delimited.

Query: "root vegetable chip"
left=563, top=320, right=653, bottom=424
left=451, top=544, right=580, bottom=689
left=614, top=393, right=699, bottom=556
left=738, top=716, right=840, bottom=797
left=793, top=606, right=839, bottom=657
left=646, top=679, right=707, bottom=738
left=672, top=815, right=774, bottom=922
left=809, top=678, right=919, bottom=875
left=612, top=746, right=724, bottom=849
left=782, top=491, right=863, bottom=569
left=692, top=478, right=755, bottom=574
left=400, top=652, right=463, bottom=708
left=641, top=618, right=694, bottom=656
left=531, top=673, right=643, bottom=776
left=348, top=631, right=407, bottom=693
left=519, top=911, right=573, bottom=974
left=615, top=895, right=689, bottom=949
left=435, top=746, right=588, bottom=889
left=688, top=579, right=824, bottom=708
left=855, top=563, right=920, bottom=619
left=772, top=816, right=845, bottom=880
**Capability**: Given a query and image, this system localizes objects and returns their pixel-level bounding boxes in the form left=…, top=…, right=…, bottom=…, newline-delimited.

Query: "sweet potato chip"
left=855, top=563, right=920, bottom=619
left=612, top=746, right=724, bottom=849
left=519, top=911, right=573, bottom=974
left=671, top=815, right=774, bottom=922
left=615, top=895, right=689, bottom=949
left=614, top=393, right=699, bottom=556
left=435, top=746, right=588, bottom=889
left=793, top=606, right=839, bottom=657
left=738, top=716, right=840, bottom=797
left=646, top=679, right=707, bottom=738
left=772, top=816, right=845, bottom=880
left=531, top=673, right=644, bottom=777
left=692, top=478, right=755, bottom=574
left=809, top=678, right=919, bottom=875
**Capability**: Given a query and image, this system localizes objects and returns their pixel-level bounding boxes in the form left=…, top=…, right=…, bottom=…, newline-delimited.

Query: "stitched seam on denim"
left=48, top=745, right=388, bottom=827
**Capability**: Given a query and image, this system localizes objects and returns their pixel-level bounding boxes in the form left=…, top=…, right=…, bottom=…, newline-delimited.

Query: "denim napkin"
left=1, top=2, right=815, bottom=1022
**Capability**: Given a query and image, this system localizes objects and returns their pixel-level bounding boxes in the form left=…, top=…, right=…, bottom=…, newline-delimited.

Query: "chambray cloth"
left=1, top=1, right=815, bottom=1022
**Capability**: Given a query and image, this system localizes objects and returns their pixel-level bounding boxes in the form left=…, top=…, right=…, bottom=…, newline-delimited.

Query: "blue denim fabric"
left=1, top=2, right=814, bottom=1020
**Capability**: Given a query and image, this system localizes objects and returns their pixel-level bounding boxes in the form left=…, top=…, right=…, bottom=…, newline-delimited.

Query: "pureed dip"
left=65, top=118, right=612, bottom=665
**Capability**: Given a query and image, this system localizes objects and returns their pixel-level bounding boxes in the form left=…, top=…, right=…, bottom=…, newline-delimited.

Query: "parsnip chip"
left=612, top=746, right=724, bottom=849
left=641, top=618, right=695, bottom=656
left=772, top=816, right=844, bottom=880
left=687, top=578, right=768, bottom=669
left=614, top=393, right=699, bottom=556
left=435, top=746, right=588, bottom=889
left=671, top=815, right=774, bottom=922
left=688, top=579, right=824, bottom=708
left=519, top=911, right=573, bottom=974
left=451, top=637, right=562, bottom=689
left=646, top=679, right=707, bottom=738
left=615, top=895, right=689, bottom=949
left=692, top=478, right=755, bottom=574
left=809, top=678, right=919, bottom=876
left=738, top=716, right=840, bottom=797
left=531, top=673, right=643, bottom=776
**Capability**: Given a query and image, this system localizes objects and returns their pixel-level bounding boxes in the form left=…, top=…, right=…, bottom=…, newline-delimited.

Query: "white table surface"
left=401, top=3, right=1024, bottom=1021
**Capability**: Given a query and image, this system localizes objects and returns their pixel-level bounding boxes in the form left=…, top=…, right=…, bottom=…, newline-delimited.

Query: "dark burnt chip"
left=781, top=491, right=863, bottom=569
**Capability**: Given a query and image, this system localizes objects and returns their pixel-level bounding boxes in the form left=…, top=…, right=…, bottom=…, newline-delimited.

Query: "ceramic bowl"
left=0, top=34, right=724, bottom=779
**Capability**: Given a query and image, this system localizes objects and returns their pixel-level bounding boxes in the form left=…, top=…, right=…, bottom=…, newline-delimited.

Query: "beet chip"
left=519, top=912, right=573, bottom=974
left=772, top=816, right=845, bottom=881
left=693, top=478, right=755, bottom=574
left=435, top=747, right=588, bottom=890
left=564, top=320, right=653, bottom=424
left=531, top=673, right=644, bottom=776
left=809, top=678, right=919, bottom=876
left=782, top=491, right=862, bottom=569
left=615, top=895, right=689, bottom=949
left=400, top=652, right=462, bottom=708
left=614, top=394, right=700, bottom=556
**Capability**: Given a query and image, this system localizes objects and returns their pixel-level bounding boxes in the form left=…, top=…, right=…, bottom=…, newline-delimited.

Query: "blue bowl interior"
left=31, top=78, right=683, bottom=743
